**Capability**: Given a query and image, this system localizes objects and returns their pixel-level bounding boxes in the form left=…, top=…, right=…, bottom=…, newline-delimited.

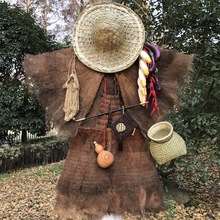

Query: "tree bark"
left=21, top=129, right=27, bottom=143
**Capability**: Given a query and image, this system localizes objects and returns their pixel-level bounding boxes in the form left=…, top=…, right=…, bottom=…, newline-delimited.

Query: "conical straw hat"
left=72, top=3, right=145, bottom=73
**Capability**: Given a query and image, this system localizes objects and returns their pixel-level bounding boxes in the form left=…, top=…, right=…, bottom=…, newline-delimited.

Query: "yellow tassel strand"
left=139, top=59, right=149, bottom=76
left=138, top=69, right=147, bottom=87
left=138, top=88, right=146, bottom=106
left=140, top=50, right=152, bottom=64
left=137, top=78, right=147, bottom=95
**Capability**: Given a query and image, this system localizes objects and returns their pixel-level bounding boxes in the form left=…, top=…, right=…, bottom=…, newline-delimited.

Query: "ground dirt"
left=0, top=160, right=219, bottom=220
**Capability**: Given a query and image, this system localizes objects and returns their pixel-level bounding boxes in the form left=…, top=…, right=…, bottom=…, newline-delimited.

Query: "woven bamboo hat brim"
left=149, top=131, right=187, bottom=165
left=72, top=3, right=145, bottom=73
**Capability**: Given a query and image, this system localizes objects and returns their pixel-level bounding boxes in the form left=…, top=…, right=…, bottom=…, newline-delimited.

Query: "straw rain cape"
left=23, top=47, right=193, bottom=219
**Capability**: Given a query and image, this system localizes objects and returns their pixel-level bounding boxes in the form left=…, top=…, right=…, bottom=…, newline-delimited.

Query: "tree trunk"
left=43, top=0, right=47, bottom=34
left=21, top=129, right=27, bottom=143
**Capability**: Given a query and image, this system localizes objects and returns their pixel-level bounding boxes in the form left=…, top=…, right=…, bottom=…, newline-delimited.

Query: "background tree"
left=7, top=0, right=92, bottom=43
left=147, top=0, right=220, bottom=181
left=0, top=2, right=61, bottom=143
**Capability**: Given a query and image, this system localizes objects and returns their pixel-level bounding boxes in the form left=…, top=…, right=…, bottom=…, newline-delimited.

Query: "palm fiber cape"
left=23, top=48, right=193, bottom=219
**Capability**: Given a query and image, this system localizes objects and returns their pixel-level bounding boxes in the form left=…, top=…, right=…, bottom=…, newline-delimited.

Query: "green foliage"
left=0, top=145, right=21, bottom=163
left=164, top=197, right=177, bottom=220
left=34, top=162, right=64, bottom=176
left=0, top=2, right=60, bottom=75
left=47, top=163, right=64, bottom=175
left=0, top=83, right=46, bottom=143
left=34, top=169, right=45, bottom=177
left=0, top=138, right=69, bottom=173
left=0, top=2, right=61, bottom=143
left=0, top=173, right=11, bottom=179
left=149, top=0, right=220, bottom=52
left=140, top=0, right=220, bottom=182
left=162, top=1, right=220, bottom=158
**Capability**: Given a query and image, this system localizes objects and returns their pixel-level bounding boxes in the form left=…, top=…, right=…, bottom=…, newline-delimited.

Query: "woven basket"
left=147, top=121, right=187, bottom=165
left=147, top=121, right=173, bottom=143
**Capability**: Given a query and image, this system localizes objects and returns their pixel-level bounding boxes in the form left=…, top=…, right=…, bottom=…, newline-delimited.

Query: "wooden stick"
left=74, top=102, right=147, bottom=122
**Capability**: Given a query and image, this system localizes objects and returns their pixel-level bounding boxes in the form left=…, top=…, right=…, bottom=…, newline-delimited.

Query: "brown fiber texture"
left=23, top=48, right=193, bottom=139
left=23, top=48, right=193, bottom=218
left=55, top=128, right=164, bottom=219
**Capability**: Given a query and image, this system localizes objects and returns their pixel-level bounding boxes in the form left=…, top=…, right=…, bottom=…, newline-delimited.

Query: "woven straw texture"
left=72, top=3, right=145, bottom=73
left=54, top=76, right=164, bottom=218
left=147, top=121, right=173, bottom=143
left=23, top=48, right=194, bottom=218
left=23, top=48, right=194, bottom=140
left=55, top=128, right=164, bottom=218
left=150, top=131, right=187, bottom=165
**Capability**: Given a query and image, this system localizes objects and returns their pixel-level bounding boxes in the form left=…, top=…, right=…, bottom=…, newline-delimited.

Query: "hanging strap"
left=103, top=77, right=107, bottom=148
left=63, top=54, right=80, bottom=121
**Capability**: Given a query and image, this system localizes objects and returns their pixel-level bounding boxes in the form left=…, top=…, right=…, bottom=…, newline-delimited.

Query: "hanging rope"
left=63, top=54, right=80, bottom=122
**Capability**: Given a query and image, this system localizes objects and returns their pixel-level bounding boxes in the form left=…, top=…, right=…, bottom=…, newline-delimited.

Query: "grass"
left=0, top=173, right=11, bottom=179
left=34, top=161, right=64, bottom=176
left=47, top=163, right=64, bottom=175
left=164, top=197, right=177, bottom=220
left=34, top=169, right=45, bottom=176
